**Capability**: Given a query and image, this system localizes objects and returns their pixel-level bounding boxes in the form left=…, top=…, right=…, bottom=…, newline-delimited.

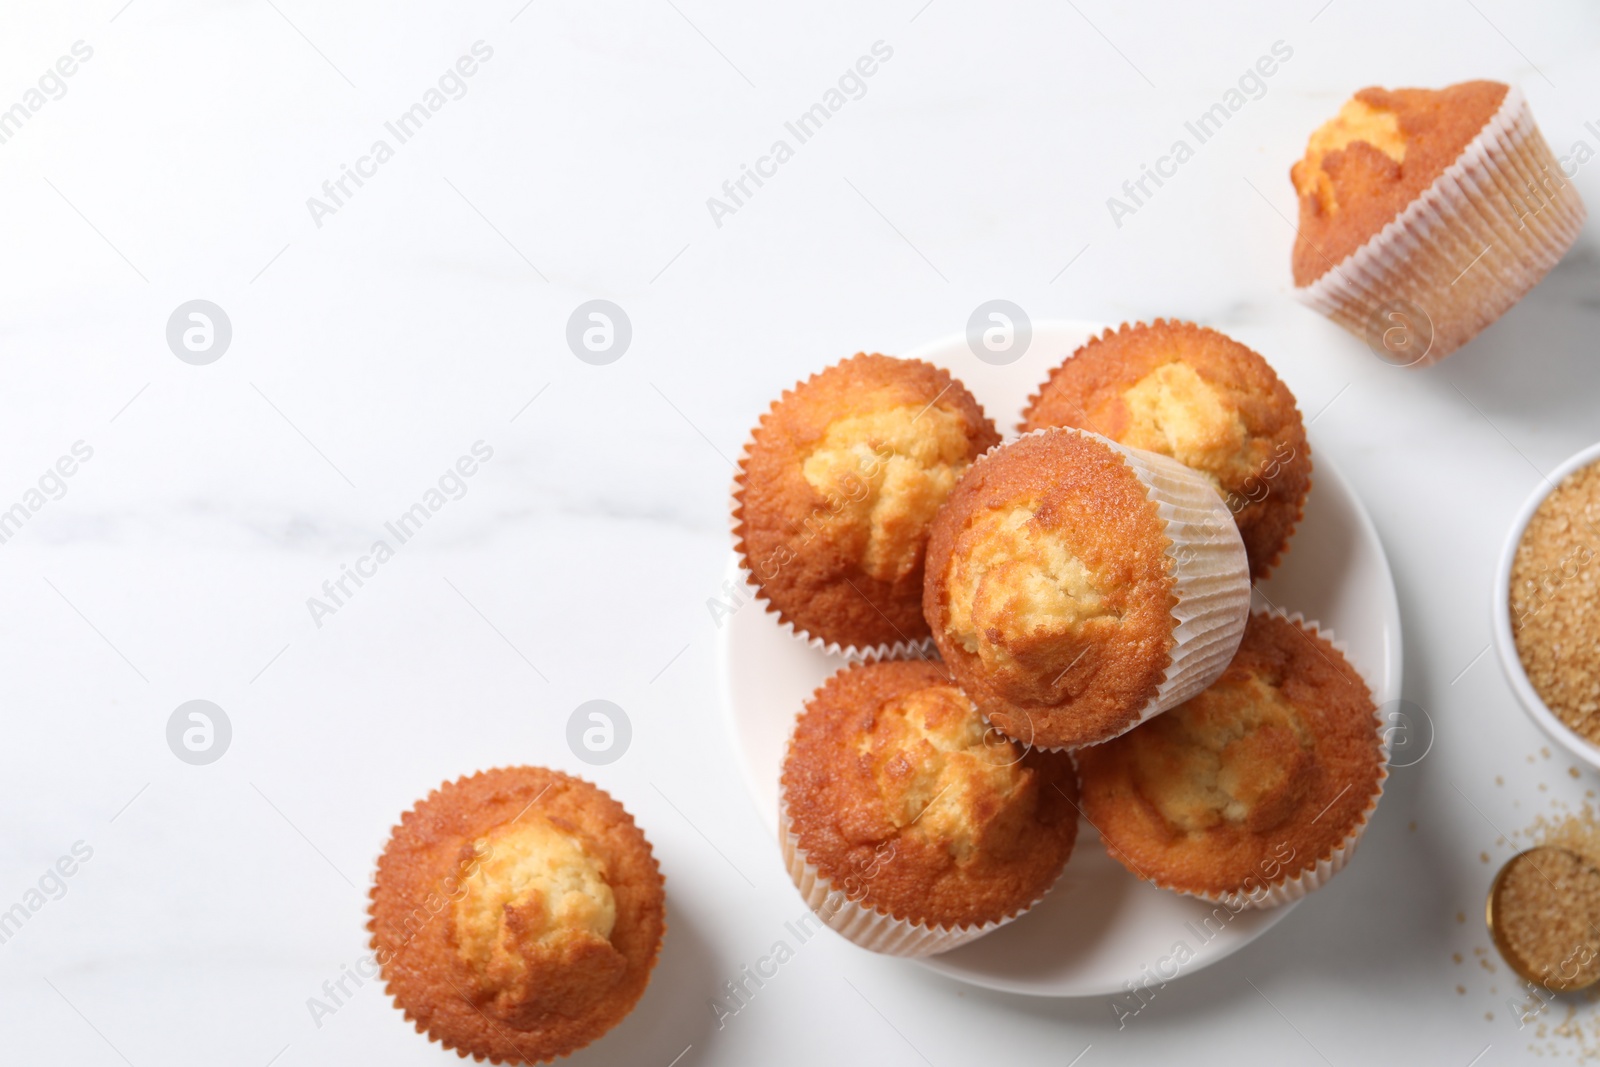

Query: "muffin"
left=1077, top=613, right=1386, bottom=908
left=734, top=354, right=1000, bottom=657
left=1290, top=80, right=1585, bottom=365
left=780, top=659, right=1080, bottom=956
left=369, top=767, right=665, bottom=1064
left=1020, top=320, right=1311, bottom=579
left=923, top=427, right=1251, bottom=750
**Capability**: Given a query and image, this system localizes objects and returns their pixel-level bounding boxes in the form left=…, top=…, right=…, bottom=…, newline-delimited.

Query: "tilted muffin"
left=923, top=427, right=1250, bottom=750
left=780, top=659, right=1080, bottom=956
left=734, top=354, right=1000, bottom=657
left=1290, top=80, right=1584, bottom=365
left=1076, top=613, right=1386, bottom=908
left=1020, top=320, right=1311, bottom=579
left=369, top=767, right=665, bottom=1064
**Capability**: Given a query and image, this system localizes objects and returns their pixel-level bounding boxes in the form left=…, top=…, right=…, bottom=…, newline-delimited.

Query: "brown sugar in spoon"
left=1488, top=846, right=1600, bottom=992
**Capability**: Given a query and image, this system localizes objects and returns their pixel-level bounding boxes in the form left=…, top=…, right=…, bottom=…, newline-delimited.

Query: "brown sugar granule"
left=1510, top=460, right=1600, bottom=742
left=1458, top=984, right=1466, bottom=993
left=1524, top=807, right=1600, bottom=877
left=1455, top=952, right=1464, bottom=964
left=1494, top=847, right=1600, bottom=990
left=1459, top=912, right=1468, bottom=924
left=1483, top=852, right=1492, bottom=863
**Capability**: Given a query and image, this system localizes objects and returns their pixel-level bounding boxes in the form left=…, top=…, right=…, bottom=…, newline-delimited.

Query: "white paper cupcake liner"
left=1011, top=429, right=1251, bottom=751
left=1296, top=85, right=1586, bottom=367
left=1155, top=614, right=1390, bottom=910
left=776, top=793, right=1041, bottom=957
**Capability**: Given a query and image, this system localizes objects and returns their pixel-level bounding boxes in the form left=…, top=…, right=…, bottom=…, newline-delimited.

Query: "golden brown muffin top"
left=1076, top=613, right=1383, bottom=900
left=923, top=429, right=1178, bottom=750
left=782, top=659, right=1080, bottom=928
left=369, top=767, right=665, bottom=1064
left=1290, top=80, right=1509, bottom=285
left=1020, top=320, right=1311, bottom=579
left=735, top=354, right=1000, bottom=650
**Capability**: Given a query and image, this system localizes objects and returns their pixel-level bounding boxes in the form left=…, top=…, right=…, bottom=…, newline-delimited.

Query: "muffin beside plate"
left=1290, top=80, right=1585, bottom=365
left=369, top=767, right=664, bottom=1064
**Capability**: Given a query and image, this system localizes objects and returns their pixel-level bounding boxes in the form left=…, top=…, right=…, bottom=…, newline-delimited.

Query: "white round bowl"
left=1493, top=439, right=1600, bottom=771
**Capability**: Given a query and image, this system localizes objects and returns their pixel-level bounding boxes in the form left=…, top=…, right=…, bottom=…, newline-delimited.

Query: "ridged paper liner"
left=776, top=790, right=1047, bottom=957
left=723, top=555, right=933, bottom=663
left=1000, top=428, right=1252, bottom=751
left=1147, top=614, right=1390, bottom=911
left=1296, top=85, right=1586, bottom=366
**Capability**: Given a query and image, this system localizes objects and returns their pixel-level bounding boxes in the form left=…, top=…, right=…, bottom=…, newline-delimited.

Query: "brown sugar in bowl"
left=1495, top=442, right=1600, bottom=772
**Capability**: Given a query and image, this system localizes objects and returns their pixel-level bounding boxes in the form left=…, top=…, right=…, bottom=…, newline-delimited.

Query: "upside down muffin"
left=734, top=354, right=1000, bottom=654
left=780, top=659, right=1080, bottom=955
left=1020, top=320, right=1311, bottom=579
left=1290, top=80, right=1584, bottom=365
left=1076, top=613, right=1385, bottom=907
left=923, top=428, right=1250, bottom=750
left=369, top=768, right=665, bottom=1063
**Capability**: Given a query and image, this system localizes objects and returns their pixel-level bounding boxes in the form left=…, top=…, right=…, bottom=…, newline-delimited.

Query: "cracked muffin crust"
left=735, top=354, right=1000, bottom=653
left=781, top=659, right=1079, bottom=937
left=923, top=429, right=1185, bottom=750
left=1076, top=613, right=1383, bottom=903
left=1289, top=80, right=1507, bottom=287
left=369, top=767, right=664, bottom=1064
left=1287, top=79, right=1584, bottom=365
left=1020, top=320, right=1311, bottom=579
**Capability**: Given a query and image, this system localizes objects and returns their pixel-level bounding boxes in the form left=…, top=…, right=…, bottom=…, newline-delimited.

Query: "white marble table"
left=1, top=1, right=1597, bottom=1064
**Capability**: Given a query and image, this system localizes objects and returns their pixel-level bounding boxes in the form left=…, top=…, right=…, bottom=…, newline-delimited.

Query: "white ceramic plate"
left=717, top=321, right=1403, bottom=996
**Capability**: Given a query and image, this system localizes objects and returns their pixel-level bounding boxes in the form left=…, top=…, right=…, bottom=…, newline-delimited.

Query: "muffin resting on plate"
left=1290, top=80, right=1585, bottom=365
left=923, top=427, right=1250, bottom=750
left=1020, top=320, right=1311, bottom=579
left=369, top=767, right=664, bottom=1064
left=1076, top=612, right=1385, bottom=908
left=735, top=354, right=1000, bottom=656
left=780, top=659, right=1080, bottom=956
